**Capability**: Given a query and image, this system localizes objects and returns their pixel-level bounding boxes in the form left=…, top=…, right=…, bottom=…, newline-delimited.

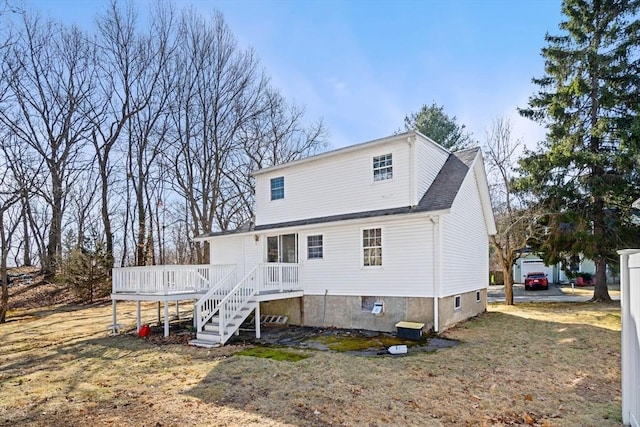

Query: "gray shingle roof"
left=200, top=147, right=479, bottom=237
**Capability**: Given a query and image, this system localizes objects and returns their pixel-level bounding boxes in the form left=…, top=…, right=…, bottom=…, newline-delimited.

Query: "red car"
left=524, top=272, right=549, bottom=291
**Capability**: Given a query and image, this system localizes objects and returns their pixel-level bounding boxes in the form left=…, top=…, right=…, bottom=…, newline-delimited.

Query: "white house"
left=513, top=253, right=597, bottom=284
left=111, top=131, right=496, bottom=347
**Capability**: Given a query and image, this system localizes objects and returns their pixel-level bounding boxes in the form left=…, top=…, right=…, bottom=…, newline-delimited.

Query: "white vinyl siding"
left=440, top=161, right=490, bottom=297
left=255, top=140, right=412, bottom=226
left=209, top=234, right=260, bottom=279
left=299, top=216, right=435, bottom=297
left=415, top=136, right=449, bottom=201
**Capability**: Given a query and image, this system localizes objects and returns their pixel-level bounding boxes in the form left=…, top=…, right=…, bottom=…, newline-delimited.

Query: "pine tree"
left=403, top=102, right=474, bottom=151
left=518, top=0, right=640, bottom=301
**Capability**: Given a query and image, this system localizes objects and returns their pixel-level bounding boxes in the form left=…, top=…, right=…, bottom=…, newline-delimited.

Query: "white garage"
left=519, top=259, right=553, bottom=283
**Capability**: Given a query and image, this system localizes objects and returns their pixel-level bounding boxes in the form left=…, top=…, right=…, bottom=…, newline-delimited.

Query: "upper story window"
left=363, top=228, right=382, bottom=266
left=270, top=176, right=284, bottom=200
left=373, top=153, right=393, bottom=181
left=307, top=235, right=323, bottom=259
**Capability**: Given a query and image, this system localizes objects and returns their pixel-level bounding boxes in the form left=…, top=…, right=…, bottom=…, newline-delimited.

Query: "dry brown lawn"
left=0, top=300, right=621, bottom=426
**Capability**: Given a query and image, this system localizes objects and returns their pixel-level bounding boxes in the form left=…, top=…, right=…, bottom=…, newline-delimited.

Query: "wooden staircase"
left=190, top=266, right=260, bottom=348
left=190, top=299, right=257, bottom=347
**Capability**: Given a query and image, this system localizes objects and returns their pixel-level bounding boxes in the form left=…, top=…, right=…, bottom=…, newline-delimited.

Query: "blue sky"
left=27, top=0, right=563, bottom=151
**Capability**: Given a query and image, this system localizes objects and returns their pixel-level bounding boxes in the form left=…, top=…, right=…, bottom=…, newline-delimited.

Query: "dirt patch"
left=230, top=325, right=458, bottom=356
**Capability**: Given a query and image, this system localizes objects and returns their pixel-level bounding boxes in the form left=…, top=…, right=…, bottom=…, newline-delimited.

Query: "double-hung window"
left=363, top=228, right=382, bottom=266
left=270, top=176, right=284, bottom=200
left=373, top=153, right=393, bottom=181
left=307, top=235, right=323, bottom=259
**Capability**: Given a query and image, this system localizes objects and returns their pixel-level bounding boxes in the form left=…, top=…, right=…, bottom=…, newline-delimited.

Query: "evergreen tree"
left=403, top=102, right=474, bottom=151
left=518, top=0, right=640, bottom=301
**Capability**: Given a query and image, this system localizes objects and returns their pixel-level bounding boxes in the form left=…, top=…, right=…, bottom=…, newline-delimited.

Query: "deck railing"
left=112, top=264, right=236, bottom=295
left=194, top=268, right=238, bottom=330
left=258, top=263, right=301, bottom=293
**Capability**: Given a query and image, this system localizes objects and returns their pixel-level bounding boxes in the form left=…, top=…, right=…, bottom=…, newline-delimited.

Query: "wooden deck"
left=111, top=263, right=303, bottom=339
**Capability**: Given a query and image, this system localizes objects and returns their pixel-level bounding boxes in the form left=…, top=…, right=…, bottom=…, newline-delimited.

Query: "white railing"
left=258, top=263, right=301, bottom=293
left=112, top=264, right=236, bottom=294
left=194, top=268, right=238, bottom=332
left=218, top=267, right=259, bottom=345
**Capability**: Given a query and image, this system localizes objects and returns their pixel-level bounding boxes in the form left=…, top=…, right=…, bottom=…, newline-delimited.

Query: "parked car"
left=524, top=272, right=549, bottom=290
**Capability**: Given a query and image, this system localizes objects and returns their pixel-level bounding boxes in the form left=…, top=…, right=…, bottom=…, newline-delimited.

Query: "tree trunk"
left=503, top=265, right=514, bottom=306
left=591, top=256, right=611, bottom=302
left=99, top=165, right=114, bottom=271
left=0, top=214, right=8, bottom=323
left=21, top=193, right=31, bottom=267
left=45, top=173, right=64, bottom=277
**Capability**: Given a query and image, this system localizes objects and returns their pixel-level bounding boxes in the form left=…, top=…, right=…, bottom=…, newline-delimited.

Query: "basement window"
left=476, top=290, right=481, bottom=303
left=454, top=295, right=462, bottom=311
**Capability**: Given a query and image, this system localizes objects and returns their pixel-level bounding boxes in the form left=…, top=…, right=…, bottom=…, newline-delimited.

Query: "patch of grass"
left=312, top=333, right=415, bottom=351
left=235, top=346, right=309, bottom=361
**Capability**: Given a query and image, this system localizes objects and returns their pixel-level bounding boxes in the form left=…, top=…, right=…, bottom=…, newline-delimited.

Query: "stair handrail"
left=194, top=268, right=237, bottom=333
left=218, top=266, right=259, bottom=345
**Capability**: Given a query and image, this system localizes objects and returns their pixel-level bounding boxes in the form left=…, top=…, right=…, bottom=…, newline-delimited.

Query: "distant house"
left=512, top=253, right=619, bottom=285
left=513, top=254, right=596, bottom=284
left=111, top=131, right=496, bottom=346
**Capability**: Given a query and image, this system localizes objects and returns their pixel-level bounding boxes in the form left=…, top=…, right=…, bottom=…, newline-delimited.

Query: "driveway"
left=488, top=283, right=594, bottom=303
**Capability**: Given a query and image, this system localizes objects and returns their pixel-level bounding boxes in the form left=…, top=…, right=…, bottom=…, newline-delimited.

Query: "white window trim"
left=361, top=226, right=383, bottom=268
left=307, top=234, right=324, bottom=260
left=371, top=153, right=393, bottom=183
left=454, top=295, right=462, bottom=311
left=476, top=290, right=481, bottom=303
left=270, top=176, right=285, bottom=201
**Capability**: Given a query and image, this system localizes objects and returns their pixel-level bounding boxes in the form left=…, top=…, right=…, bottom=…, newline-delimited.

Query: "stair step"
left=189, top=338, right=221, bottom=348
left=196, top=330, right=222, bottom=342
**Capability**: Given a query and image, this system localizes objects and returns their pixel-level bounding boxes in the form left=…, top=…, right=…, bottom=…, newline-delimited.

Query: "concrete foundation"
left=259, top=288, right=486, bottom=334
left=438, top=289, right=487, bottom=331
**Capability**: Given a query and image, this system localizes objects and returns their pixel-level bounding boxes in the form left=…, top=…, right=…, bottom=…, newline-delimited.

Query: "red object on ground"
left=138, top=324, right=151, bottom=338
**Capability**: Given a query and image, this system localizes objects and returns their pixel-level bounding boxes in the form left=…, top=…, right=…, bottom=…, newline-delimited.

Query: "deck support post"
left=112, top=300, right=117, bottom=334
left=163, top=301, right=169, bottom=337
left=156, top=302, right=161, bottom=325
left=136, top=301, right=141, bottom=332
left=175, top=300, right=179, bottom=320
left=255, top=303, right=261, bottom=339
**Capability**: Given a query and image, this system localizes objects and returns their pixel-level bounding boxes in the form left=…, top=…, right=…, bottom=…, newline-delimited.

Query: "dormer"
left=253, top=132, right=450, bottom=227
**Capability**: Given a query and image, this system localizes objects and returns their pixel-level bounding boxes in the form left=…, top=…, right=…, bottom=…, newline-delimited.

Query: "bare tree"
left=0, top=13, right=96, bottom=275
left=169, top=11, right=326, bottom=263
left=89, top=1, right=176, bottom=269
left=0, top=137, right=38, bottom=322
left=168, top=10, right=268, bottom=263
left=230, top=88, right=326, bottom=226
left=484, top=118, right=541, bottom=305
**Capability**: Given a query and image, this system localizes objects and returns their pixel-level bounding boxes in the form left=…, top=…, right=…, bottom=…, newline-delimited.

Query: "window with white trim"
left=476, top=290, right=481, bottom=303
left=362, top=228, right=382, bottom=266
left=373, top=153, right=393, bottom=181
left=307, top=235, right=323, bottom=259
left=270, top=176, right=284, bottom=200
left=454, top=295, right=462, bottom=310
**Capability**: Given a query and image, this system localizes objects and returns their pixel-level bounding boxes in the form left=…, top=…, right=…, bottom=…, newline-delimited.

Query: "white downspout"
left=431, top=217, right=440, bottom=333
